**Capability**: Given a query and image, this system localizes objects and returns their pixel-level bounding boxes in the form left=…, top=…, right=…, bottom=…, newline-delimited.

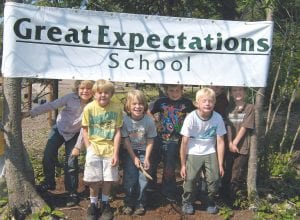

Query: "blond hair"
left=195, top=87, right=216, bottom=103
left=92, top=79, right=115, bottom=95
left=124, top=89, right=148, bottom=115
left=73, top=80, right=94, bottom=92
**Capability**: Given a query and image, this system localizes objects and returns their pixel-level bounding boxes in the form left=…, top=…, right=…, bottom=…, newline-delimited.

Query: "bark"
left=3, top=77, right=46, bottom=219
left=247, top=88, right=264, bottom=197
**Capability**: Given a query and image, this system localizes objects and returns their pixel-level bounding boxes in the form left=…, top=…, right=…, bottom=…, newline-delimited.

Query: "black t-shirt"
left=151, top=97, right=195, bottom=142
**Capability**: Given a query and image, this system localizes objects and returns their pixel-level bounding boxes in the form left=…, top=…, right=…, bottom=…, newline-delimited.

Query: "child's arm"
left=180, top=135, right=189, bottom=179
left=216, top=135, right=225, bottom=177
left=229, top=127, right=247, bottom=153
left=144, top=138, right=154, bottom=170
left=111, top=127, right=121, bottom=167
left=71, top=128, right=84, bottom=157
left=82, top=126, right=90, bottom=149
left=123, top=137, right=141, bottom=168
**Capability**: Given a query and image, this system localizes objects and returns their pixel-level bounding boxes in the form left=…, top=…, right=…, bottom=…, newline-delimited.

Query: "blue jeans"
left=149, top=137, right=179, bottom=199
left=123, top=150, right=148, bottom=207
left=42, top=125, right=79, bottom=193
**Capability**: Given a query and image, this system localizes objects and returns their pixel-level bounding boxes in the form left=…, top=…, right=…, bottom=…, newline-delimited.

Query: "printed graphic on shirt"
left=228, top=113, right=245, bottom=123
left=160, top=103, right=187, bottom=141
left=89, top=112, right=118, bottom=140
left=128, top=127, right=146, bottom=149
left=191, top=126, right=217, bottom=140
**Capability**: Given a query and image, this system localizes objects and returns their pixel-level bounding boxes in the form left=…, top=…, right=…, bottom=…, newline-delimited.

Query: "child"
left=22, top=80, right=94, bottom=207
left=226, top=87, right=254, bottom=203
left=180, top=88, right=226, bottom=215
left=121, top=90, right=157, bottom=215
left=149, top=84, right=195, bottom=202
left=82, top=79, right=123, bottom=220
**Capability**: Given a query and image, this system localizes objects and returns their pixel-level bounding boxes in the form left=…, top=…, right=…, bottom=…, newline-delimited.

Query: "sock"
left=90, top=196, right=98, bottom=204
left=102, top=194, right=109, bottom=203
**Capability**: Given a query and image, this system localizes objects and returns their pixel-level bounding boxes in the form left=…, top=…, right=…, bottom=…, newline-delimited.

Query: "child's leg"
left=123, top=151, right=139, bottom=208
left=182, top=155, right=204, bottom=204
left=161, top=141, right=179, bottom=200
left=204, top=153, right=220, bottom=206
left=64, top=133, right=79, bottom=194
left=42, top=125, right=64, bottom=189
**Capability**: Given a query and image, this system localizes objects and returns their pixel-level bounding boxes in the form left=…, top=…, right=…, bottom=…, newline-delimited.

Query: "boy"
left=180, top=88, right=226, bottom=215
left=149, top=84, right=195, bottom=202
left=226, top=87, right=254, bottom=203
left=82, top=80, right=123, bottom=220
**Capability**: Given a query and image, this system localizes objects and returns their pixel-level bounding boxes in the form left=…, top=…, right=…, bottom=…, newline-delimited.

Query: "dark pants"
left=43, top=125, right=79, bottom=194
left=149, top=137, right=179, bottom=199
left=123, top=150, right=148, bottom=207
left=230, top=153, right=249, bottom=197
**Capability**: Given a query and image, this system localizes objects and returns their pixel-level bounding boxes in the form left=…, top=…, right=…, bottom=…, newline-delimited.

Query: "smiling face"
left=78, top=85, right=93, bottom=103
left=129, top=97, right=145, bottom=120
left=231, top=87, right=246, bottom=104
left=125, top=90, right=148, bottom=120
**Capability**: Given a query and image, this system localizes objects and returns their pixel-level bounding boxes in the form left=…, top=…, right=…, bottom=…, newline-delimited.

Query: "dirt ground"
left=21, top=80, right=257, bottom=220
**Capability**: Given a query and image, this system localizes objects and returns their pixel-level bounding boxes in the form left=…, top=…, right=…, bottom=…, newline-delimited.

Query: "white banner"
left=2, top=2, right=273, bottom=87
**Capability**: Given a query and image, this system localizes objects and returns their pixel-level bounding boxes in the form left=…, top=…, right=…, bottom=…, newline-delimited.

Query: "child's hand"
left=180, top=165, right=186, bottom=180
left=111, top=154, right=119, bottom=167
left=71, top=148, right=80, bottom=157
left=229, top=142, right=239, bottom=153
left=21, top=111, right=30, bottom=119
left=134, top=157, right=141, bottom=168
left=143, top=159, right=150, bottom=170
left=219, top=165, right=224, bottom=177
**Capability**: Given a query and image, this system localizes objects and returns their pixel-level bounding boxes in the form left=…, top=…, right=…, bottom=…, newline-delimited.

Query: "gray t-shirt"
left=121, top=114, right=157, bottom=151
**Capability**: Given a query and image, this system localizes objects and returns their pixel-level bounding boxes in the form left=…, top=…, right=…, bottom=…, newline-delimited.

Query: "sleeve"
left=216, top=115, right=227, bottom=136
left=146, top=116, right=157, bottom=138
left=241, top=104, right=255, bottom=129
left=121, top=116, right=129, bottom=138
left=115, top=106, right=124, bottom=128
left=180, top=113, right=192, bottom=137
left=81, top=105, right=90, bottom=127
left=150, top=99, right=160, bottom=114
left=30, top=93, right=72, bottom=117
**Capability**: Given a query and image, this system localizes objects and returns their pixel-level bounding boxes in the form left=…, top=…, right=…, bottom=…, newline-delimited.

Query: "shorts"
left=83, top=147, right=119, bottom=182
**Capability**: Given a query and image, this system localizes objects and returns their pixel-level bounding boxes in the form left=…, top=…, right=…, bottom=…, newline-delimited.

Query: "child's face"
left=196, top=96, right=215, bottom=115
left=129, top=97, right=145, bottom=120
left=166, top=86, right=183, bottom=101
left=231, top=87, right=245, bottom=102
left=78, top=85, right=93, bottom=103
left=94, top=90, right=113, bottom=107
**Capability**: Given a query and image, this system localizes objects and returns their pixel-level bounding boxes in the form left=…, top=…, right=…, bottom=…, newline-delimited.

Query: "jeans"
left=42, top=125, right=79, bottom=193
left=123, top=150, right=148, bottom=207
left=149, top=137, right=179, bottom=199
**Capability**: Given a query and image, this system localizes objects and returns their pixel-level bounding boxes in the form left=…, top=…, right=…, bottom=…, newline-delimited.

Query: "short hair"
left=163, top=84, right=184, bottom=92
left=92, top=79, right=115, bottom=95
left=195, top=87, right=216, bottom=103
left=73, top=80, right=94, bottom=92
left=124, top=89, right=148, bottom=115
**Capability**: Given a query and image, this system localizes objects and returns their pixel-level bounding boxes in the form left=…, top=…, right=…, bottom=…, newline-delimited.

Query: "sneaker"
left=101, top=202, right=113, bottom=220
left=133, top=204, right=145, bottom=216
left=36, top=182, right=55, bottom=192
left=182, top=202, right=194, bottom=215
left=87, top=203, right=98, bottom=220
left=207, top=205, right=218, bottom=214
left=123, top=206, right=133, bottom=215
left=66, top=193, right=79, bottom=207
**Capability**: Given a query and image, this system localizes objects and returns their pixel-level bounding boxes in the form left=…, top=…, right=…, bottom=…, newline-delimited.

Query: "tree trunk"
left=247, top=88, right=264, bottom=198
left=3, top=77, right=46, bottom=219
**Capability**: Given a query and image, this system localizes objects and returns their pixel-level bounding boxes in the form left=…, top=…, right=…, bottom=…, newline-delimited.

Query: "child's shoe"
left=181, top=202, right=194, bottom=215
left=101, top=201, right=113, bottom=220
left=133, top=204, right=145, bottom=215
left=87, top=203, right=98, bottom=220
left=123, top=206, right=133, bottom=215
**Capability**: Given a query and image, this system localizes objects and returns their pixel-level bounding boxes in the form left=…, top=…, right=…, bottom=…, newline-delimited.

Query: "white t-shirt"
left=180, top=110, right=226, bottom=155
